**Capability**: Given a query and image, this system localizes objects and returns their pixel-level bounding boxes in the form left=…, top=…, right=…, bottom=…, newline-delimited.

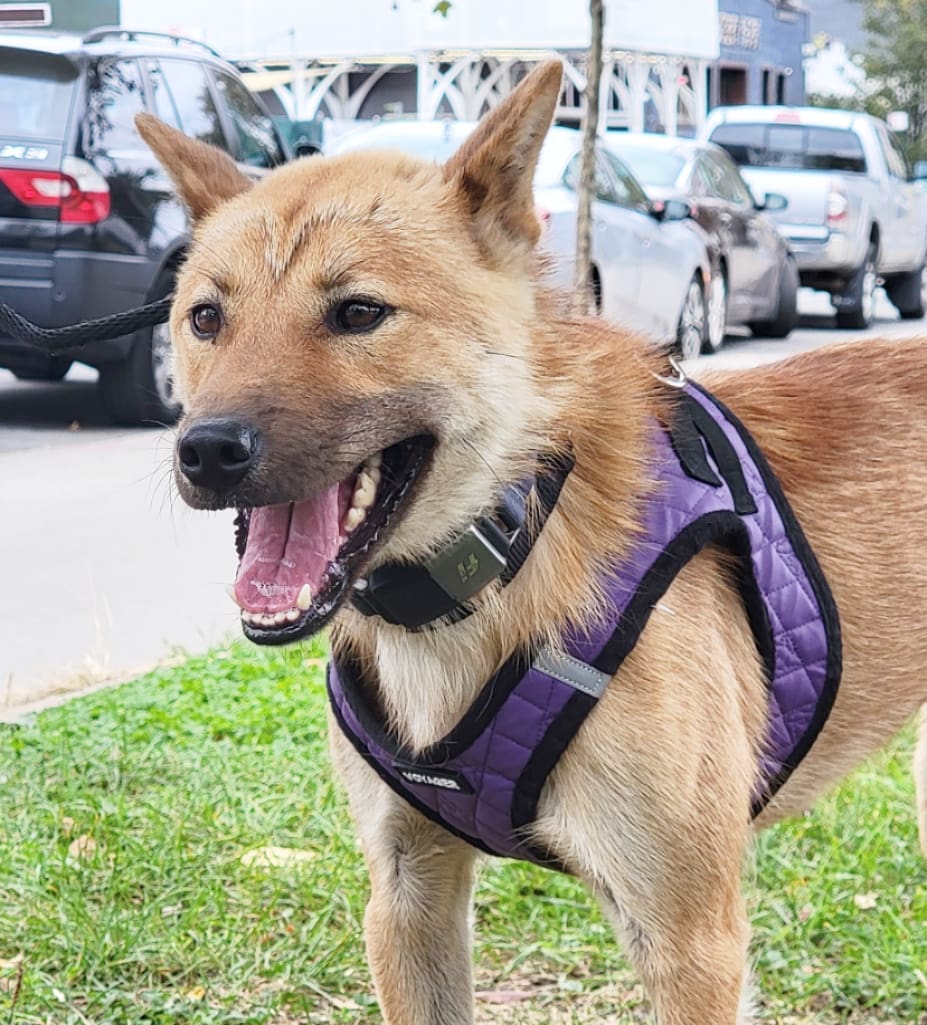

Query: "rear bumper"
left=780, top=226, right=861, bottom=276
left=0, top=248, right=154, bottom=370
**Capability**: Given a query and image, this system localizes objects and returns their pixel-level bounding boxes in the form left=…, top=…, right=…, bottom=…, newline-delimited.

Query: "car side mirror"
left=650, top=198, right=693, bottom=222
left=756, top=191, right=788, bottom=212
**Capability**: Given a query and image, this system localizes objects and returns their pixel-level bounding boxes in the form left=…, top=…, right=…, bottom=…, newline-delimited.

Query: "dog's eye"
left=190, top=303, right=222, bottom=340
left=328, top=299, right=390, bottom=334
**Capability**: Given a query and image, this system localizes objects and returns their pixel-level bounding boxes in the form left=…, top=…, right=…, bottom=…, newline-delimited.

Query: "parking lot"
left=0, top=287, right=921, bottom=713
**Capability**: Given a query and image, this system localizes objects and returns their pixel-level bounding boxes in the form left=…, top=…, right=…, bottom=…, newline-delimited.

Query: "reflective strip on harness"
left=328, top=382, right=842, bottom=865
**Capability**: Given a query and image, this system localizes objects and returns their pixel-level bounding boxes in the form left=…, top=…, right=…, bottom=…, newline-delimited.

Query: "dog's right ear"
left=135, top=113, right=251, bottom=223
left=442, top=59, right=563, bottom=264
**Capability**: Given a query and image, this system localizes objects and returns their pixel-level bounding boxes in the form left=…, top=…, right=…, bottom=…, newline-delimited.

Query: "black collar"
left=350, top=450, right=574, bottom=630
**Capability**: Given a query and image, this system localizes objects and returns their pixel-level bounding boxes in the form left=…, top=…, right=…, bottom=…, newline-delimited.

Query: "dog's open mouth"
left=231, top=436, right=434, bottom=644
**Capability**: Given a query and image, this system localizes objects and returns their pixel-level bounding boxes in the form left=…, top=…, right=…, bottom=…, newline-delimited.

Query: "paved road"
left=1, top=289, right=923, bottom=713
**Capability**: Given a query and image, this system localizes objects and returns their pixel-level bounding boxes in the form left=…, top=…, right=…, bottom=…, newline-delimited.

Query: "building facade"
left=711, top=0, right=809, bottom=109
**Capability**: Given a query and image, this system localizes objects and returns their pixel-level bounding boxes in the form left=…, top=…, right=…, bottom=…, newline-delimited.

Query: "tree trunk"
left=573, top=0, right=604, bottom=313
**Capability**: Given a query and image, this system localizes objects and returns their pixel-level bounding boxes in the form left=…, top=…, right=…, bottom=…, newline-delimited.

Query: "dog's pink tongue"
left=234, top=486, right=344, bottom=614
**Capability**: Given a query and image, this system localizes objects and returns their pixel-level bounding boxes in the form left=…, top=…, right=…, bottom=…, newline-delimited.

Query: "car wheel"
left=835, top=243, right=877, bottom=330
left=748, top=255, right=799, bottom=339
left=12, top=357, right=72, bottom=382
left=704, top=271, right=727, bottom=353
left=676, top=275, right=706, bottom=362
left=98, top=271, right=180, bottom=427
left=885, top=260, right=927, bottom=320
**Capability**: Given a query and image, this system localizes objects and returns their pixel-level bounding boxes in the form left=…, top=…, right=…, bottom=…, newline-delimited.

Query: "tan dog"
left=137, top=61, right=927, bottom=1024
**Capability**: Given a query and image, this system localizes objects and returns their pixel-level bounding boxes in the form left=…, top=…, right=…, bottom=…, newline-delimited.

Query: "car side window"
left=212, top=71, right=285, bottom=168
left=878, top=125, right=910, bottom=180
left=158, top=59, right=226, bottom=150
left=146, top=60, right=183, bottom=131
left=599, top=150, right=650, bottom=210
left=564, top=154, right=617, bottom=203
left=714, top=152, right=754, bottom=205
left=704, top=152, right=752, bottom=205
left=697, top=151, right=727, bottom=198
left=690, top=160, right=712, bottom=198
left=86, top=59, right=146, bottom=154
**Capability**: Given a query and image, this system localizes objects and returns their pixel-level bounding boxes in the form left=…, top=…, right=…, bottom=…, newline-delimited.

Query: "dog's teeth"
left=226, top=584, right=243, bottom=608
left=272, top=611, right=288, bottom=626
left=260, top=614, right=275, bottom=628
left=242, top=610, right=258, bottom=625
left=365, top=452, right=382, bottom=471
left=296, top=583, right=313, bottom=611
left=285, top=607, right=300, bottom=623
left=344, top=506, right=366, bottom=531
left=353, top=471, right=377, bottom=510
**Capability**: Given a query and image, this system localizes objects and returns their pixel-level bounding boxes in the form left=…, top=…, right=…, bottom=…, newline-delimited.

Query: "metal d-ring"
left=652, top=355, right=689, bottom=389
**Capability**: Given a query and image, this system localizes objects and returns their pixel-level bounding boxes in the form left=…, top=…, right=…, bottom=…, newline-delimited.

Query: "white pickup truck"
left=702, top=106, right=927, bottom=328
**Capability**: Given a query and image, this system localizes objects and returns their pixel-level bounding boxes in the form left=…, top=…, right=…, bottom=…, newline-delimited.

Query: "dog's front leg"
left=330, top=724, right=479, bottom=1025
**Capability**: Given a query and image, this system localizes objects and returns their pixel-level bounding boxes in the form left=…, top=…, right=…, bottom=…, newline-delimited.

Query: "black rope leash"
left=0, top=297, right=172, bottom=354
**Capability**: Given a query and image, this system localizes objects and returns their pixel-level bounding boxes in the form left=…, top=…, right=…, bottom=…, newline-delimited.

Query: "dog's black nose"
left=177, top=419, right=259, bottom=492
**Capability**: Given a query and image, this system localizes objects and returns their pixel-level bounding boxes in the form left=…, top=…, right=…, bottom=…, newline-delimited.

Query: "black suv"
left=0, top=28, right=290, bottom=424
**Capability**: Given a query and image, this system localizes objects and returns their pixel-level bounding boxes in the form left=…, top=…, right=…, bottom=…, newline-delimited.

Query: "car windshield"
left=610, top=145, right=686, bottom=187
left=0, top=49, right=77, bottom=142
left=709, top=122, right=867, bottom=173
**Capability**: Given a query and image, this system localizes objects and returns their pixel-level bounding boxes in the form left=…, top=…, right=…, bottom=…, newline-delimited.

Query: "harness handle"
left=0, top=297, right=172, bottom=354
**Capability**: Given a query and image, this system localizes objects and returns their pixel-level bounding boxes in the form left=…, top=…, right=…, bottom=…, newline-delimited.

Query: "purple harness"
left=328, top=383, right=842, bottom=865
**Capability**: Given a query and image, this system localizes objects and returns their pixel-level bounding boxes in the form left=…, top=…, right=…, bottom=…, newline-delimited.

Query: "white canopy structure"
left=120, top=0, right=721, bottom=135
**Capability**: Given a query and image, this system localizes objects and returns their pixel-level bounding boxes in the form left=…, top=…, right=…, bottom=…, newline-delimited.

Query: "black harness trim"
left=690, top=383, right=843, bottom=811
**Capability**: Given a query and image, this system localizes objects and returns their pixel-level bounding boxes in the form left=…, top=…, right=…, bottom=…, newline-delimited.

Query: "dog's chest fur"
left=372, top=615, right=501, bottom=752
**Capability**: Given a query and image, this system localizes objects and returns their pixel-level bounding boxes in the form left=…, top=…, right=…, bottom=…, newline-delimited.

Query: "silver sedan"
left=329, top=120, right=713, bottom=358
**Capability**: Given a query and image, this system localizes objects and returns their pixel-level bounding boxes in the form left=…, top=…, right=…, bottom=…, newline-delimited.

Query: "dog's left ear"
left=135, top=113, right=252, bottom=223
left=443, top=59, right=563, bottom=263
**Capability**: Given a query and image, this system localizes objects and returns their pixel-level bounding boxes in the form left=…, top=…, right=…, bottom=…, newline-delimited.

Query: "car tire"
left=98, top=271, right=180, bottom=427
left=704, top=270, right=727, bottom=353
left=12, top=358, right=72, bottom=382
left=835, top=243, right=877, bottom=330
left=885, top=260, right=927, bottom=320
left=748, top=256, right=799, bottom=339
left=676, top=275, right=706, bottom=362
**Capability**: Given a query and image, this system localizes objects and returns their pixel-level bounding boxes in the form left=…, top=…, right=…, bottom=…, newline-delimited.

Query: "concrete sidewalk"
left=2, top=427, right=238, bottom=716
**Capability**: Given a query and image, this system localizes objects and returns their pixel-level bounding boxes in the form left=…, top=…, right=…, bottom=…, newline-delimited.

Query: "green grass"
left=0, top=640, right=924, bottom=1024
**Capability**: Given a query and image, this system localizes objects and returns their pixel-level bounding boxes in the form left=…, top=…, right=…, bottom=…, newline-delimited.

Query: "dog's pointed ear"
left=443, top=59, right=563, bottom=261
left=135, top=113, right=251, bottom=223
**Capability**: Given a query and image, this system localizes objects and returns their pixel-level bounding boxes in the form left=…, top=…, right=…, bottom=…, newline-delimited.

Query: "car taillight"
left=0, top=156, right=110, bottom=223
left=826, top=186, right=848, bottom=224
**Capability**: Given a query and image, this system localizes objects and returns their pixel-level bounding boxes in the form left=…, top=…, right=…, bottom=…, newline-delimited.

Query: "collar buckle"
left=426, top=518, right=513, bottom=601
left=351, top=517, right=515, bottom=629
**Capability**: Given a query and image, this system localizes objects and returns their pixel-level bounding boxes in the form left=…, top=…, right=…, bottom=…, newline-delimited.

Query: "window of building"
left=719, top=67, right=748, bottom=106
